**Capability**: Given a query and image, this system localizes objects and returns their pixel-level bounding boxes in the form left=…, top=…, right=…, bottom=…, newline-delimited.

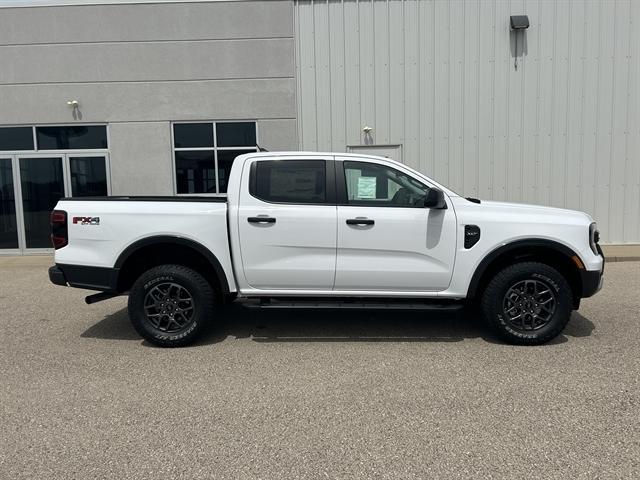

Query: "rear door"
left=237, top=156, right=337, bottom=290
left=334, top=158, right=456, bottom=292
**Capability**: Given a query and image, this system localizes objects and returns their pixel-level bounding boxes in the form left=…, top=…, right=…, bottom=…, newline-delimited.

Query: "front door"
left=334, top=158, right=456, bottom=292
left=237, top=157, right=337, bottom=290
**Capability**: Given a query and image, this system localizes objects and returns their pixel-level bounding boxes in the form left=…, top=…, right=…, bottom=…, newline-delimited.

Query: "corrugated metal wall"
left=294, top=0, right=640, bottom=243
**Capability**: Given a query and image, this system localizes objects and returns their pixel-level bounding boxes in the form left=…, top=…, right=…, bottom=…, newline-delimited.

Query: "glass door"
left=0, top=158, right=20, bottom=251
left=18, top=156, right=65, bottom=250
left=0, top=153, right=110, bottom=254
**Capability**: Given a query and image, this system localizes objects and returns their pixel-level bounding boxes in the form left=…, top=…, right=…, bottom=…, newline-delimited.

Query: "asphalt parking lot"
left=1, top=256, right=638, bottom=479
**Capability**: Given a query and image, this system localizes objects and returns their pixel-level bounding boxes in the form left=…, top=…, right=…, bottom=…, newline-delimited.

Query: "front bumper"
left=580, top=245, right=604, bottom=298
left=580, top=268, right=603, bottom=298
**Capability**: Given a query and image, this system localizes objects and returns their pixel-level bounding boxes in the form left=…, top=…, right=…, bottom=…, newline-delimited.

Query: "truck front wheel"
left=481, top=262, right=573, bottom=345
left=128, top=264, right=215, bottom=347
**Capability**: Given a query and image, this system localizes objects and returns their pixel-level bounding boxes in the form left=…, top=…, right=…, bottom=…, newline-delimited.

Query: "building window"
left=36, top=126, right=108, bottom=150
left=0, top=127, right=34, bottom=151
left=69, top=156, right=108, bottom=196
left=0, top=125, right=108, bottom=152
left=173, top=121, right=258, bottom=194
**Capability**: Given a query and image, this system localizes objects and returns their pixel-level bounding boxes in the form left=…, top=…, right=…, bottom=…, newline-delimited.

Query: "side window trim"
left=248, top=159, right=336, bottom=205
left=336, top=160, right=430, bottom=208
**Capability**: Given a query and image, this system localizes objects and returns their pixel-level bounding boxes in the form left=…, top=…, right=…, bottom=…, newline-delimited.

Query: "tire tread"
left=481, top=261, right=572, bottom=345
left=128, top=264, right=216, bottom=347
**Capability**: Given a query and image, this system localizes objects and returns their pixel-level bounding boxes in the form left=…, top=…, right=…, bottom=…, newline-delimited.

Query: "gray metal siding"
left=295, top=0, right=640, bottom=243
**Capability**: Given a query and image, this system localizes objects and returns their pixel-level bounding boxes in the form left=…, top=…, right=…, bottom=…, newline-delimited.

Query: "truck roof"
left=242, top=151, right=399, bottom=163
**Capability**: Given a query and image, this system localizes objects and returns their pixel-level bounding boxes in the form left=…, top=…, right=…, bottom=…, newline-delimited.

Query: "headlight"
left=589, top=222, right=599, bottom=255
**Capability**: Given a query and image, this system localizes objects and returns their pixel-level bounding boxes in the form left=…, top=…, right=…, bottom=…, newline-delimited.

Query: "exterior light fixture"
left=510, top=15, right=530, bottom=30
left=67, top=100, right=81, bottom=120
left=510, top=15, right=530, bottom=71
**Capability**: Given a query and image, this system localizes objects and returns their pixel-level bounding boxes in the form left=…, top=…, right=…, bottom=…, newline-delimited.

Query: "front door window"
left=343, top=161, right=429, bottom=207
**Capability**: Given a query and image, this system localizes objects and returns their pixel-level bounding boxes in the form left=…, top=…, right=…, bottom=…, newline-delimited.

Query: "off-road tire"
left=128, top=264, right=216, bottom=347
left=481, top=262, right=572, bottom=345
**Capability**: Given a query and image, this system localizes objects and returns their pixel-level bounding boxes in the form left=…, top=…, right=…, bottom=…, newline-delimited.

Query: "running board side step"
left=244, top=298, right=464, bottom=311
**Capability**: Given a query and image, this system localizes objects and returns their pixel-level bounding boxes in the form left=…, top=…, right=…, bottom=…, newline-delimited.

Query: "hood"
left=457, top=198, right=594, bottom=225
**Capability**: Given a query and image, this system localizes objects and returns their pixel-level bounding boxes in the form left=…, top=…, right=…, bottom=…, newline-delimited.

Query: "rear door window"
left=250, top=160, right=327, bottom=204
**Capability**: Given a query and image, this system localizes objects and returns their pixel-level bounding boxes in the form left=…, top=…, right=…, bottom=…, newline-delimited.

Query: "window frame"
left=248, top=159, right=336, bottom=206
left=171, top=120, right=259, bottom=196
left=0, top=124, right=109, bottom=154
left=337, top=160, right=432, bottom=209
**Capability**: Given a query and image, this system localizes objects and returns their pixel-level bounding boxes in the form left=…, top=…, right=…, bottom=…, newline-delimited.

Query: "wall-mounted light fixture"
left=510, top=15, right=529, bottom=71
left=67, top=100, right=81, bottom=120
left=362, top=125, right=374, bottom=145
left=510, top=15, right=530, bottom=30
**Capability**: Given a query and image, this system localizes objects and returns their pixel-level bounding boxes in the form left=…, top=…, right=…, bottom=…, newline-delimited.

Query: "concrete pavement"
left=1, top=256, right=638, bottom=479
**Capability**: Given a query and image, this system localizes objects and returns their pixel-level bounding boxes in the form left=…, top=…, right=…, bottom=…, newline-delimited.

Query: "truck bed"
left=54, top=197, right=235, bottom=292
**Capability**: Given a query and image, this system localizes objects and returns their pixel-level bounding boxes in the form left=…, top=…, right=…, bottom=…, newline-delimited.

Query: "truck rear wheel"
left=128, top=264, right=215, bottom=347
left=481, top=262, right=572, bottom=345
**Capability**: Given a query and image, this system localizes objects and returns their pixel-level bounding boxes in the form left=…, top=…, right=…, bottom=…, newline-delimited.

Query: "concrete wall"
left=0, top=0, right=297, bottom=195
left=295, top=0, right=640, bottom=244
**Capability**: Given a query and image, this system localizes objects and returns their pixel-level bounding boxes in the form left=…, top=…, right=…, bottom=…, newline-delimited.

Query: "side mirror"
left=424, top=188, right=447, bottom=209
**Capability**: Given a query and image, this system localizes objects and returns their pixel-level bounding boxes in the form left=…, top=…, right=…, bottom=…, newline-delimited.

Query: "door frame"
left=0, top=153, right=111, bottom=255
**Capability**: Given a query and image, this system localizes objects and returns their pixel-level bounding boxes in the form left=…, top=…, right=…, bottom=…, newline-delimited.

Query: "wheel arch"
left=114, top=235, right=230, bottom=295
left=467, top=239, right=585, bottom=308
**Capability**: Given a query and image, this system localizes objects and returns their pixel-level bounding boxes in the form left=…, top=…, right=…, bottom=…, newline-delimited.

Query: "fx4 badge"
left=73, top=216, right=100, bottom=225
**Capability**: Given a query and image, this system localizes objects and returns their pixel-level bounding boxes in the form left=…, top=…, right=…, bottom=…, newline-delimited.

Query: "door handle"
left=346, top=218, right=374, bottom=226
left=248, top=216, right=276, bottom=224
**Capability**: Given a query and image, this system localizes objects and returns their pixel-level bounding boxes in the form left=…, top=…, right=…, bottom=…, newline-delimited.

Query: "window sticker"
left=357, top=176, right=377, bottom=199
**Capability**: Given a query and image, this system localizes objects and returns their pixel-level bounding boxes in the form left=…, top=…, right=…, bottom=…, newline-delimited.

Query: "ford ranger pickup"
left=48, top=152, right=604, bottom=347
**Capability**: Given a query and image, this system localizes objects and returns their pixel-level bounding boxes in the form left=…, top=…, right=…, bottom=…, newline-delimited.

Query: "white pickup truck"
left=49, top=152, right=604, bottom=347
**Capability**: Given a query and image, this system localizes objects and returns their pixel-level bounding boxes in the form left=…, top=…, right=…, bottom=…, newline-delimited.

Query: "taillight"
left=50, top=210, right=68, bottom=249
